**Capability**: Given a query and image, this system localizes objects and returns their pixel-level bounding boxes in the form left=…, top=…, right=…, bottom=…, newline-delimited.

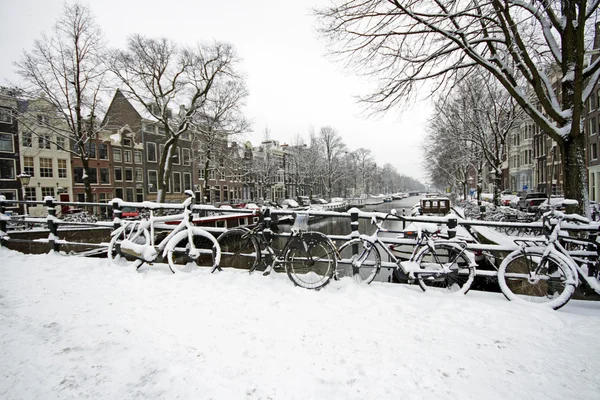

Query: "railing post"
left=447, top=217, right=457, bottom=239
left=349, top=208, right=360, bottom=239
left=0, top=195, right=6, bottom=234
left=111, top=199, right=123, bottom=230
left=45, top=196, right=59, bottom=252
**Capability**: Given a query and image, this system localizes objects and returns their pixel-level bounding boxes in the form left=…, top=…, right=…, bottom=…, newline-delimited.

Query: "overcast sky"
left=0, top=0, right=430, bottom=182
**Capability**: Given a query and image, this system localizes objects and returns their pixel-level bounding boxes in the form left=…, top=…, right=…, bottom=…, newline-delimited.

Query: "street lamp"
left=17, top=173, right=31, bottom=215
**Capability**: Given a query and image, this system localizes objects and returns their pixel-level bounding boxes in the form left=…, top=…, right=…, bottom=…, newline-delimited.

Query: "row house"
left=18, top=98, right=74, bottom=216
left=508, top=120, right=535, bottom=192
left=0, top=94, right=20, bottom=213
left=196, top=140, right=247, bottom=204
left=586, top=87, right=600, bottom=201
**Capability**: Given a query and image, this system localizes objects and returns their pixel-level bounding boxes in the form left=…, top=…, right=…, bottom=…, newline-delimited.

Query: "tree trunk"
left=563, top=132, right=588, bottom=216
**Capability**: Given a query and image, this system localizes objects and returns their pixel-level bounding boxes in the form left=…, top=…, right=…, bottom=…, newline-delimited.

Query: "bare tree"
left=319, top=126, right=347, bottom=197
left=353, top=148, right=374, bottom=194
left=430, top=72, right=522, bottom=205
left=317, top=0, right=600, bottom=213
left=109, top=35, right=240, bottom=202
left=15, top=2, right=107, bottom=202
left=193, top=78, right=249, bottom=203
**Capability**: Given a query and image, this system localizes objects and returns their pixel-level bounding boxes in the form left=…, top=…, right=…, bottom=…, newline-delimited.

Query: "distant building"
left=0, top=93, right=20, bottom=213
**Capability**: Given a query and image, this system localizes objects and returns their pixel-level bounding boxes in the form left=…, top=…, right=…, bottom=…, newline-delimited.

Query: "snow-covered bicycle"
left=108, top=190, right=221, bottom=273
left=498, top=199, right=600, bottom=310
left=337, top=210, right=477, bottom=294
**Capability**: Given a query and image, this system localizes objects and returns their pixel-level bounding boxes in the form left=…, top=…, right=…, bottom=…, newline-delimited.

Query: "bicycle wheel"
left=336, top=238, right=381, bottom=284
left=498, top=247, right=576, bottom=310
left=166, top=228, right=221, bottom=273
left=217, top=228, right=260, bottom=271
left=415, top=243, right=475, bottom=294
left=284, top=232, right=337, bottom=290
left=108, top=225, right=150, bottom=267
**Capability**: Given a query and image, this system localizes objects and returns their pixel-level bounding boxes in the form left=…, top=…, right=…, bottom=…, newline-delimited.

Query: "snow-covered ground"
left=1, top=248, right=599, bottom=399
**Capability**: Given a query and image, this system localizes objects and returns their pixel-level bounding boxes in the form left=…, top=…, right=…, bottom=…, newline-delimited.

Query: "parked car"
left=501, top=194, right=520, bottom=208
left=517, top=192, right=548, bottom=213
left=121, top=206, right=140, bottom=219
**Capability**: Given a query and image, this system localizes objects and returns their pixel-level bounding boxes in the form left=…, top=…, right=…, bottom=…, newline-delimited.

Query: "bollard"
left=479, top=205, right=486, bottom=220
left=45, top=196, right=59, bottom=252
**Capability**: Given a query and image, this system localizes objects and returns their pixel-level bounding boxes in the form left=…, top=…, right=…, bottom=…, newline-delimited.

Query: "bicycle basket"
left=292, top=213, right=310, bottom=231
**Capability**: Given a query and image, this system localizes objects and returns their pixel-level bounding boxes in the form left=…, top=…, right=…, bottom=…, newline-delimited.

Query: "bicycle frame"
left=355, top=213, right=474, bottom=279
left=115, top=194, right=211, bottom=264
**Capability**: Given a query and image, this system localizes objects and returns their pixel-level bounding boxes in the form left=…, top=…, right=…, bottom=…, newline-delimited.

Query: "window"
left=148, top=170, right=158, bottom=193
left=86, top=142, right=96, bottom=158
left=22, top=131, right=32, bottom=148
left=183, top=148, right=191, bottom=166
left=115, top=167, right=123, bottom=181
left=591, top=118, right=597, bottom=136
left=24, top=157, right=34, bottom=177
left=41, top=186, right=55, bottom=198
left=37, top=115, right=49, bottom=125
left=115, top=188, right=124, bottom=200
left=57, top=159, right=67, bottom=178
left=88, top=168, right=98, bottom=184
left=142, top=123, right=154, bottom=134
left=0, top=108, right=12, bottom=124
left=74, top=167, right=98, bottom=184
left=157, top=125, right=166, bottom=135
left=593, top=143, right=598, bottom=160
left=25, top=187, right=36, bottom=201
left=0, top=132, right=14, bottom=153
left=113, top=148, right=122, bottom=162
left=56, top=135, right=66, bottom=150
left=173, top=147, right=181, bottom=165
left=0, top=190, right=17, bottom=208
left=99, top=143, right=109, bottom=160
left=592, top=94, right=597, bottom=111
left=125, top=167, right=133, bottom=181
left=199, top=168, right=205, bottom=179
left=100, top=168, right=110, bottom=184
left=38, top=134, right=52, bottom=149
left=126, top=188, right=134, bottom=202
left=123, top=138, right=132, bottom=147
left=183, top=172, right=192, bottom=191
left=124, top=150, right=132, bottom=163
left=173, top=171, right=181, bottom=193
left=39, top=158, right=53, bottom=178
left=147, top=142, right=157, bottom=163
left=134, top=150, right=142, bottom=164
left=136, top=188, right=144, bottom=202
left=0, top=159, right=16, bottom=179
left=135, top=168, right=143, bottom=182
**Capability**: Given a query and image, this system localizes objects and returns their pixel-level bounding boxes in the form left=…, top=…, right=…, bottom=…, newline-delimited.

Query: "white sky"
left=0, top=0, right=430, bottom=182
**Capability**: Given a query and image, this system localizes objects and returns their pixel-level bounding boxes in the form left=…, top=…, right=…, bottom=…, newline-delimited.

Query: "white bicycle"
left=108, top=190, right=221, bottom=273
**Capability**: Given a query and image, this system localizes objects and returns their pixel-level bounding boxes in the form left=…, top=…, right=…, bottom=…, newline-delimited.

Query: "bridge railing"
left=2, top=196, right=599, bottom=266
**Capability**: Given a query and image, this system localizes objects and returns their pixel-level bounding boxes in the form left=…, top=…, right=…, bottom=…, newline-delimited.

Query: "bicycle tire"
left=284, top=232, right=337, bottom=290
left=336, top=238, right=381, bottom=284
left=108, top=225, right=150, bottom=267
left=166, top=228, right=221, bottom=273
left=498, top=247, right=576, bottom=310
left=415, top=243, right=475, bottom=294
left=217, top=228, right=260, bottom=271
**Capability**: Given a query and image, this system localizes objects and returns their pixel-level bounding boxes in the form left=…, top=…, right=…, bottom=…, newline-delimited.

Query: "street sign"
left=523, top=184, right=528, bottom=190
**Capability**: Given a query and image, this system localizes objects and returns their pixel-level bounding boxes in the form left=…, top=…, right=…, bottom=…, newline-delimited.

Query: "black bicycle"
left=217, top=209, right=338, bottom=290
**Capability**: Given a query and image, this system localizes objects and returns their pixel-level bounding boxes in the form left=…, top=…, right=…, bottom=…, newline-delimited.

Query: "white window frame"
left=183, top=148, right=191, bottom=166
left=173, top=171, right=182, bottom=193
left=124, top=150, right=132, bottom=163
left=0, top=108, right=12, bottom=124
left=115, top=166, right=123, bottom=182
left=147, top=142, right=157, bottom=163
left=0, top=132, right=15, bottom=153
left=183, top=172, right=192, bottom=191
left=125, top=167, right=133, bottom=182
left=113, top=148, right=122, bottom=162
left=148, top=170, right=158, bottom=193
left=0, top=189, right=18, bottom=208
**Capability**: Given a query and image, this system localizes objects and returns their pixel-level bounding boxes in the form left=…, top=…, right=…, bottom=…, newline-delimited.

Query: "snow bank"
left=0, top=248, right=599, bottom=399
